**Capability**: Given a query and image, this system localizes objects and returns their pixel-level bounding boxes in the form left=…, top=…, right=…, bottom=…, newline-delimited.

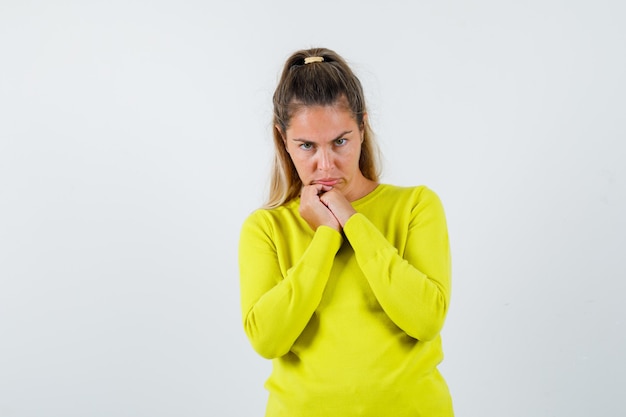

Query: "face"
left=282, top=104, right=371, bottom=201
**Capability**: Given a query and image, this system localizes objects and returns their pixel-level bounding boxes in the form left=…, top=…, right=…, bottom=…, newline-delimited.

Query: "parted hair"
left=266, top=47, right=381, bottom=208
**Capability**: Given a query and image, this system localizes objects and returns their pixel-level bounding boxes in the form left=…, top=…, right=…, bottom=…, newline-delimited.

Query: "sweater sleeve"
left=342, top=188, right=451, bottom=341
left=238, top=212, right=343, bottom=359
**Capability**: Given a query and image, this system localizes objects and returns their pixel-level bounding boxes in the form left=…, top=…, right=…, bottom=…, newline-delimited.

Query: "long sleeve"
left=343, top=187, right=451, bottom=341
left=239, top=186, right=454, bottom=416
left=239, top=210, right=343, bottom=359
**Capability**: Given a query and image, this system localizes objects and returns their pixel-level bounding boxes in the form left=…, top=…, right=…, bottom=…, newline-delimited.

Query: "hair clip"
left=304, top=56, right=324, bottom=64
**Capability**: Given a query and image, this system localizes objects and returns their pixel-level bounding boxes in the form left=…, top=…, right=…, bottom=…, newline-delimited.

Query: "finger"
left=318, top=185, right=333, bottom=194
left=302, top=183, right=324, bottom=194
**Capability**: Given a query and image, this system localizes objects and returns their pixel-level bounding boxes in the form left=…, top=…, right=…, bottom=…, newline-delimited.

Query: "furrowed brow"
left=332, top=130, right=352, bottom=141
left=291, top=130, right=353, bottom=143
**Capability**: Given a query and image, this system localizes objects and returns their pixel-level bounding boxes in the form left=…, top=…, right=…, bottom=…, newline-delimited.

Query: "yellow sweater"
left=239, top=184, right=453, bottom=416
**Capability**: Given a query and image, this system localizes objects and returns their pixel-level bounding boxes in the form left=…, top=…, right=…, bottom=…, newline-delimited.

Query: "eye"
left=334, top=138, right=347, bottom=146
left=299, top=142, right=313, bottom=150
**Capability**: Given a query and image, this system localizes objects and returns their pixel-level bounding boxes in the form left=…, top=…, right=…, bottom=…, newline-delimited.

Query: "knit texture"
left=239, top=184, right=453, bottom=416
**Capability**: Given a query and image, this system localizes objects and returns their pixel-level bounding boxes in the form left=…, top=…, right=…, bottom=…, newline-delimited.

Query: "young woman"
left=239, top=47, right=453, bottom=417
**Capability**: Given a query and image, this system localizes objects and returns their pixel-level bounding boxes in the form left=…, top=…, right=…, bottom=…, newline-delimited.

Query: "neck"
left=345, top=176, right=378, bottom=202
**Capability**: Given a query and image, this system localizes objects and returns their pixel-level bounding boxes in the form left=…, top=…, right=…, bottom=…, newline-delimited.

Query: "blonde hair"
left=265, top=47, right=381, bottom=208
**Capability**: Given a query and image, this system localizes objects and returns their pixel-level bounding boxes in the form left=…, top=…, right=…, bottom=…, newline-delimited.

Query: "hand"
left=319, top=189, right=357, bottom=227
left=299, top=184, right=341, bottom=231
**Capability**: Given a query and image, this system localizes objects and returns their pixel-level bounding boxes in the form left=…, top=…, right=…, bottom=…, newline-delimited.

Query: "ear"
left=275, top=125, right=289, bottom=153
left=275, top=124, right=286, bottom=142
left=360, top=113, right=368, bottom=142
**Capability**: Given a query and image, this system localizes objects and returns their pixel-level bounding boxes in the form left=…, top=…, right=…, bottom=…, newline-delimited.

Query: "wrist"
left=337, top=209, right=357, bottom=227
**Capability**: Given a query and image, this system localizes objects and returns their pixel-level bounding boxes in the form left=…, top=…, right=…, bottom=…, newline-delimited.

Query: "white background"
left=1, top=1, right=624, bottom=416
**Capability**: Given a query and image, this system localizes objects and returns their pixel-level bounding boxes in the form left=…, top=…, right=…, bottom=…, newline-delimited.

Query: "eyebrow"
left=291, top=130, right=353, bottom=143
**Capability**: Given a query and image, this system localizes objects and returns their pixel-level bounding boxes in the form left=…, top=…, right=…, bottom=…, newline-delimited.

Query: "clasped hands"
left=299, top=184, right=356, bottom=232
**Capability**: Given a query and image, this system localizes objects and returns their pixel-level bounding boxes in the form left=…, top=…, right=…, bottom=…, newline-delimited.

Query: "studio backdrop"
left=1, top=1, right=624, bottom=416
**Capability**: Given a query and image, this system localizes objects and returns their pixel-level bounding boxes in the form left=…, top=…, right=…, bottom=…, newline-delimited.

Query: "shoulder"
left=355, top=184, right=445, bottom=219
left=240, top=199, right=300, bottom=233
left=375, top=184, right=446, bottom=221
left=373, top=184, right=442, bottom=204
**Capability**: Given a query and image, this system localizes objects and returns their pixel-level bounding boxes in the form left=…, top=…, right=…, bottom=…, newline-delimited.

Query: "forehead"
left=287, top=104, right=358, bottom=138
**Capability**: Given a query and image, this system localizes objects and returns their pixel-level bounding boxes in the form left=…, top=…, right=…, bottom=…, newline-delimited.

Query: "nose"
left=317, top=148, right=333, bottom=172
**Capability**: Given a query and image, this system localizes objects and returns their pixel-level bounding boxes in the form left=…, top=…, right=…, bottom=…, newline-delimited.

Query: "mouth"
left=313, top=179, right=339, bottom=187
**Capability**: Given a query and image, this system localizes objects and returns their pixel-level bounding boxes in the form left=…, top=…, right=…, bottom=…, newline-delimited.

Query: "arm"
left=343, top=188, right=451, bottom=341
left=238, top=212, right=342, bottom=359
